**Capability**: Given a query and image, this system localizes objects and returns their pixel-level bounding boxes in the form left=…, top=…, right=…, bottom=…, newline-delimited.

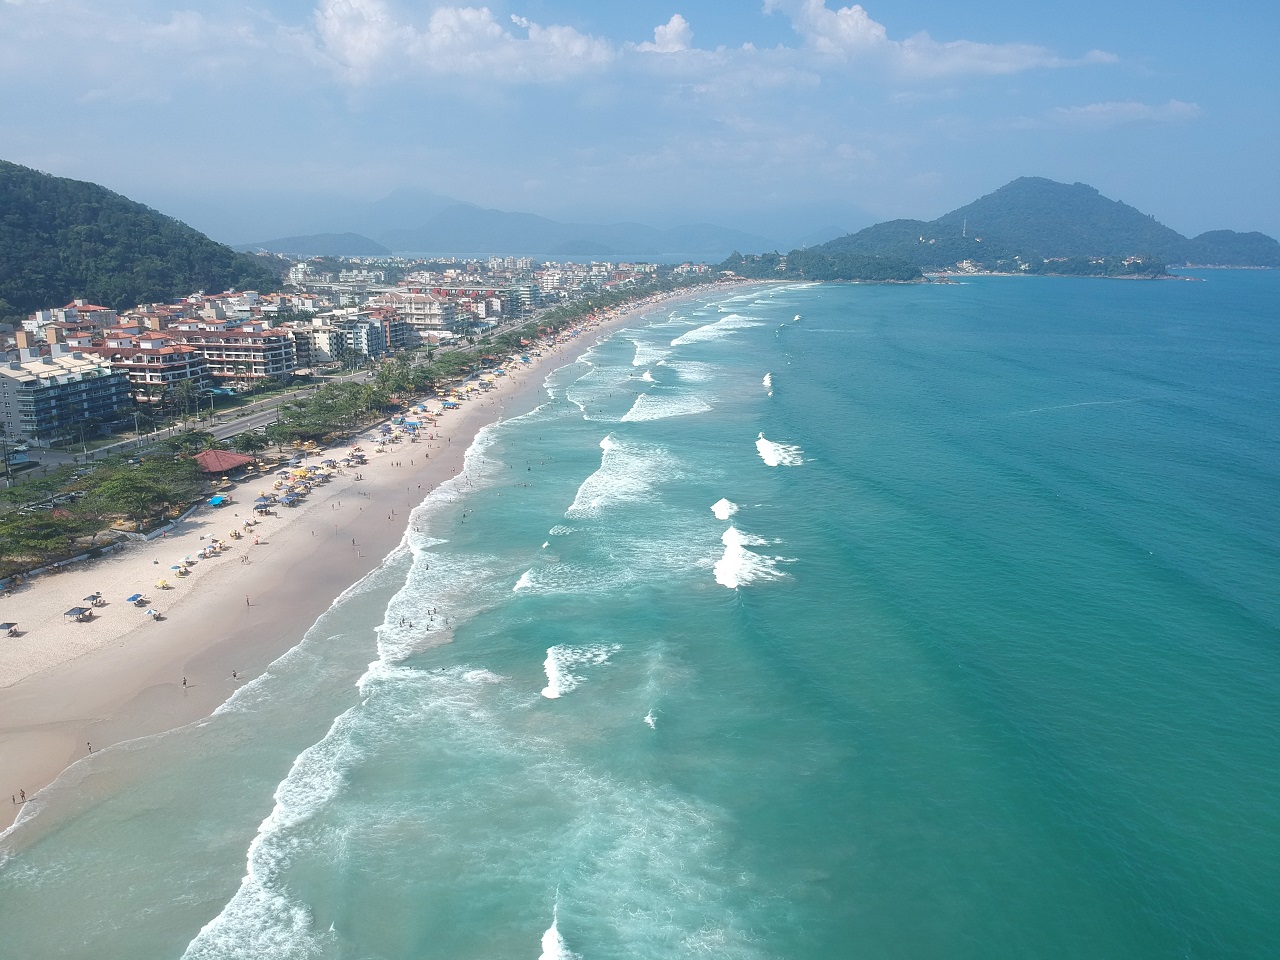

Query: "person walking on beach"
left=182, top=677, right=187, bottom=689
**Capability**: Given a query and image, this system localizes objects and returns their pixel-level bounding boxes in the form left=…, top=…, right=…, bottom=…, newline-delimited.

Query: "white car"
left=12, top=444, right=28, bottom=452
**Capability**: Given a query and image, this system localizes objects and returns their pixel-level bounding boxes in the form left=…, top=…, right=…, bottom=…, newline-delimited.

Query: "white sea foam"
left=658, top=359, right=716, bottom=383
left=713, top=526, right=790, bottom=589
left=549, top=525, right=574, bottom=536
left=183, top=662, right=403, bottom=960
left=762, top=372, right=773, bottom=396
left=711, top=498, right=738, bottom=521
left=541, top=643, right=621, bottom=699
left=644, top=710, right=657, bottom=729
left=539, top=902, right=579, bottom=960
left=640, top=369, right=655, bottom=382
left=566, top=435, right=680, bottom=518
left=631, top=339, right=670, bottom=367
left=755, top=432, right=804, bottom=467
left=620, top=392, right=712, bottom=422
left=514, top=570, right=534, bottom=592
left=669, top=313, right=762, bottom=346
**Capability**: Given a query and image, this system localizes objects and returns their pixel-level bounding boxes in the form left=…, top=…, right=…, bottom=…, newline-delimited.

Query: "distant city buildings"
left=2, top=254, right=705, bottom=445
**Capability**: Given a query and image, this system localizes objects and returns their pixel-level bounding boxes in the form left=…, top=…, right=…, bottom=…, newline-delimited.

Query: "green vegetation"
left=0, top=454, right=204, bottom=577
left=810, top=177, right=1278, bottom=273
left=719, top=250, right=922, bottom=282
left=0, top=159, right=281, bottom=317
left=1020, top=257, right=1166, bottom=278
left=1183, top=230, right=1280, bottom=267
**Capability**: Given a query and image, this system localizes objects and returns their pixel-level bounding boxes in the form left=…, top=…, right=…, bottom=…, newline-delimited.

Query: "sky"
left=1, top=0, right=1277, bottom=246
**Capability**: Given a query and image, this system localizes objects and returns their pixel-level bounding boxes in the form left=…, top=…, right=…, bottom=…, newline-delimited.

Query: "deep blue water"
left=1, top=273, right=1278, bottom=959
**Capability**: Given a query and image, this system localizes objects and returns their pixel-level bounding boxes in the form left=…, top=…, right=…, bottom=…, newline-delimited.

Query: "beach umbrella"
left=126, top=593, right=143, bottom=603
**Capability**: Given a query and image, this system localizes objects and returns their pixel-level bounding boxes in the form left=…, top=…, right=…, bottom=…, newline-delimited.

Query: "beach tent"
left=64, top=607, right=91, bottom=621
left=0, top=622, right=16, bottom=636
left=209, top=494, right=228, bottom=506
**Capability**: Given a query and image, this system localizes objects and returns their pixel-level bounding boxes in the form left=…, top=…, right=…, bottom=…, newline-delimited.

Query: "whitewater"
left=2, top=275, right=1279, bottom=960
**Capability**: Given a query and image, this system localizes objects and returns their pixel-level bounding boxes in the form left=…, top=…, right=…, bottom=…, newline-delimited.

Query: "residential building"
left=81, top=330, right=210, bottom=404
left=168, top=320, right=298, bottom=387
left=0, top=335, right=131, bottom=445
left=368, top=291, right=458, bottom=340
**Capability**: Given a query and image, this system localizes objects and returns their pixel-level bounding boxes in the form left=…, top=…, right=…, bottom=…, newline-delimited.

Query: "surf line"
left=1009, top=398, right=1139, bottom=416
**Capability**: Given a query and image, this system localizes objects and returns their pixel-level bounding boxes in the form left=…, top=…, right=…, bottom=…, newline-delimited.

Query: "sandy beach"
left=0, top=287, right=722, bottom=830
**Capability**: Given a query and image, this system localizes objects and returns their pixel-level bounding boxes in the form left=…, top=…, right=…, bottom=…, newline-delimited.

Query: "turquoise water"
left=1, top=274, right=1278, bottom=959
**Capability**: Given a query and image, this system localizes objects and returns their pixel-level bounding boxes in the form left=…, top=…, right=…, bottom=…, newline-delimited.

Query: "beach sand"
left=0, top=288, right=724, bottom=829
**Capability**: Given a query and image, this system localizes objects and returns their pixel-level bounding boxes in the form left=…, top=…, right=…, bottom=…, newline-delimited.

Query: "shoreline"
left=0, top=284, right=731, bottom=832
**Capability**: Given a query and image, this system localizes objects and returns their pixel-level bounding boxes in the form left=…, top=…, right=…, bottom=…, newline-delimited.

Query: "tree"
left=230, top=430, right=269, bottom=454
left=167, top=378, right=201, bottom=419
left=160, top=430, right=218, bottom=456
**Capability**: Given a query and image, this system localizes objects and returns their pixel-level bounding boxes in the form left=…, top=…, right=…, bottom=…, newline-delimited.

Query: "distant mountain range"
left=236, top=195, right=777, bottom=261
left=818, top=177, right=1280, bottom=269
left=4, top=160, right=1277, bottom=319
left=0, top=160, right=279, bottom=317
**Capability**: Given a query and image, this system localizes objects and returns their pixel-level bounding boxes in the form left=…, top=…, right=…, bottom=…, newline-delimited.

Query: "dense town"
left=0, top=256, right=714, bottom=457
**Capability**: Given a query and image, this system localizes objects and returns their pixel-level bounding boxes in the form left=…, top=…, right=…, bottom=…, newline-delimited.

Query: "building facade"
left=0, top=342, right=132, bottom=445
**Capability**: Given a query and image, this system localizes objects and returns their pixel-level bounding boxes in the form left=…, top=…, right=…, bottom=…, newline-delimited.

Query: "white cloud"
left=763, top=0, right=1114, bottom=77
left=311, top=1, right=613, bottom=83
left=314, top=0, right=410, bottom=82
left=764, top=0, right=885, bottom=55
left=635, top=14, right=693, bottom=54
left=1050, top=99, right=1202, bottom=128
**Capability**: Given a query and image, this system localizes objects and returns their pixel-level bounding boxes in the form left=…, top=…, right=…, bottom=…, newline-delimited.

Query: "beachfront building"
left=167, top=320, right=298, bottom=389
left=0, top=336, right=132, bottom=446
left=80, top=330, right=211, bottom=404
left=368, top=291, right=459, bottom=342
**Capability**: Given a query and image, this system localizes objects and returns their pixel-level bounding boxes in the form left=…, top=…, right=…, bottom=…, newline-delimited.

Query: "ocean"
left=1, top=273, right=1278, bottom=959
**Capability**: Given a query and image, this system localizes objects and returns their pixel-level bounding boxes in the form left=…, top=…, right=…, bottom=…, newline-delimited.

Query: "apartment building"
left=81, top=330, right=210, bottom=404
left=167, top=320, right=297, bottom=387
left=0, top=336, right=131, bottom=445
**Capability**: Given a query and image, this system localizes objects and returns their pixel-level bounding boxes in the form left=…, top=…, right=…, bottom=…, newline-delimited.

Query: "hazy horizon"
left=2, top=1, right=1275, bottom=246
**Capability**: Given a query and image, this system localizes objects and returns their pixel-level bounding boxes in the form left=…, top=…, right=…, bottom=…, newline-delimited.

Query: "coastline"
left=0, top=285, right=728, bottom=832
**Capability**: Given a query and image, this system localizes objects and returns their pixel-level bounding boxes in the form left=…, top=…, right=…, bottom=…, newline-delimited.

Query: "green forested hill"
left=0, top=160, right=280, bottom=317
left=816, top=177, right=1279, bottom=270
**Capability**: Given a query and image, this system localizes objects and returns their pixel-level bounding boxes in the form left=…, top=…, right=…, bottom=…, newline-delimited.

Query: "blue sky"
left=1, top=0, right=1276, bottom=246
